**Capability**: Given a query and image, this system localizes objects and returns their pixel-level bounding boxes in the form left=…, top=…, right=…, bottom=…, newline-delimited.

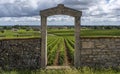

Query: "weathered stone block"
left=96, top=45, right=106, bottom=49
left=82, top=42, right=94, bottom=48
left=81, top=50, right=92, bottom=54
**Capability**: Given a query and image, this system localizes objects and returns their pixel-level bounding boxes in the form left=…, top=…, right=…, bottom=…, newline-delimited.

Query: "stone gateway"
left=40, top=4, right=82, bottom=68
left=0, top=4, right=120, bottom=70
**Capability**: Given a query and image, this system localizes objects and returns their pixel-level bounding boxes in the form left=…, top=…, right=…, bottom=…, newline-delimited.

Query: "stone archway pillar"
left=74, top=16, right=81, bottom=67
left=40, top=4, right=82, bottom=68
left=41, top=16, right=47, bottom=68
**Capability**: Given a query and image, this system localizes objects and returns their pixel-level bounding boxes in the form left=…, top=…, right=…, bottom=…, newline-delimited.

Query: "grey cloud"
left=63, top=0, right=99, bottom=10
left=0, top=0, right=100, bottom=17
left=0, top=0, right=119, bottom=25
left=0, top=0, right=60, bottom=17
left=63, top=0, right=98, bottom=6
left=0, top=3, right=37, bottom=17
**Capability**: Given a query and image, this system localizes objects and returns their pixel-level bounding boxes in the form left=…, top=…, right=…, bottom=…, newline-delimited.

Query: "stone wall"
left=80, top=37, right=120, bottom=68
left=0, top=38, right=41, bottom=70
left=0, top=37, right=120, bottom=69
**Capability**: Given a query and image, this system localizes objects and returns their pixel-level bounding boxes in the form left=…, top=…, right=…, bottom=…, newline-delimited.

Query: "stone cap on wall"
left=80, top=36, right=120, bottom=39
left=40, top=4, right=82, bottom=17
left=0, top=37, right=41, bottom=41
left=0, top=36, right=120, bottom=41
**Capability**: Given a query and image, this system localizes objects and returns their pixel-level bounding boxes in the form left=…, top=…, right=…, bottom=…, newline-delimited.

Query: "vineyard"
left=47, top=29, right=73, bottom=66
left=0, top=28, right=120, bottom=66
left=47, top=29, right=120, bottom=66
left=0, top=28, right=120, bottom=74
left=47, top=35, right=75, bottom=66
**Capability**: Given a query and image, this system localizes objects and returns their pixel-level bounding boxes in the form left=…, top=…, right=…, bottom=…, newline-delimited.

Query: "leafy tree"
left=13, top=25, right=20, bottom=29
left=0, top=30, right=5, bottom=33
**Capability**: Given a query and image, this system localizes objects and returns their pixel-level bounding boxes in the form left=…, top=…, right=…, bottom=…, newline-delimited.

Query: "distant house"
left=12, top=28, right=18, bottom=32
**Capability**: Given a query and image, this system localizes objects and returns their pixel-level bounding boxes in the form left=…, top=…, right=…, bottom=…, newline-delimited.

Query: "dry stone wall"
left=0, top=37, right=120, bottom=69
left=0, top=38, right=41, bottom=70
left=80, top=37, right=120, bottom=68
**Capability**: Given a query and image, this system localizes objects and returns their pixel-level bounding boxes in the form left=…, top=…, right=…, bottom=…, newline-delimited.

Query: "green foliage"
left=47, top=35, right=75, bottom=66
left=0, top=29, right=40, bottom=39
left=48, top=29, right=120, bottom=37
left=0, top=29, right=120, bottom=39
left=1, top=67, right=120, bottom=74
left=64, top=38, right=74, bottom=65
left=0, top=28, right=120, bottom=73
left=47, top=37, right=61, bottom=65
left=80, top=29, right=120, bottom=36
left=0, top=30, right=5, bottom=33
left=3, top=26, right=12, bottom=30
left=58, top=37, right=65, bottom=65
left=47, top=29, right=120, bottom=66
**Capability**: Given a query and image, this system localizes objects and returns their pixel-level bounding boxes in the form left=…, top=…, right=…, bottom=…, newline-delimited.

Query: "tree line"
left=0, top=25, right=40, bottom=33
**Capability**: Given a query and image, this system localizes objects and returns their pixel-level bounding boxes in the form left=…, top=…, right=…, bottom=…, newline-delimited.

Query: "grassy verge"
left=0, top=67, right=120, bottom=74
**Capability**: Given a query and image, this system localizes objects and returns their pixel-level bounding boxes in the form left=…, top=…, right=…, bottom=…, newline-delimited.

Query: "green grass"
left=81, top=29, right=120, bottom=37
left=0, top=29, right=40, bottom=39
left=48, top=29, right=120, bottom=37
left=1, top=67, right=120, bottom=74
left=0, top=29, right=120, bottom=39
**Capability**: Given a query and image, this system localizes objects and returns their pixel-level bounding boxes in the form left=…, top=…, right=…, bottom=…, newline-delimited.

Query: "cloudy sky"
left=0, top=0, right=120, bottom=26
